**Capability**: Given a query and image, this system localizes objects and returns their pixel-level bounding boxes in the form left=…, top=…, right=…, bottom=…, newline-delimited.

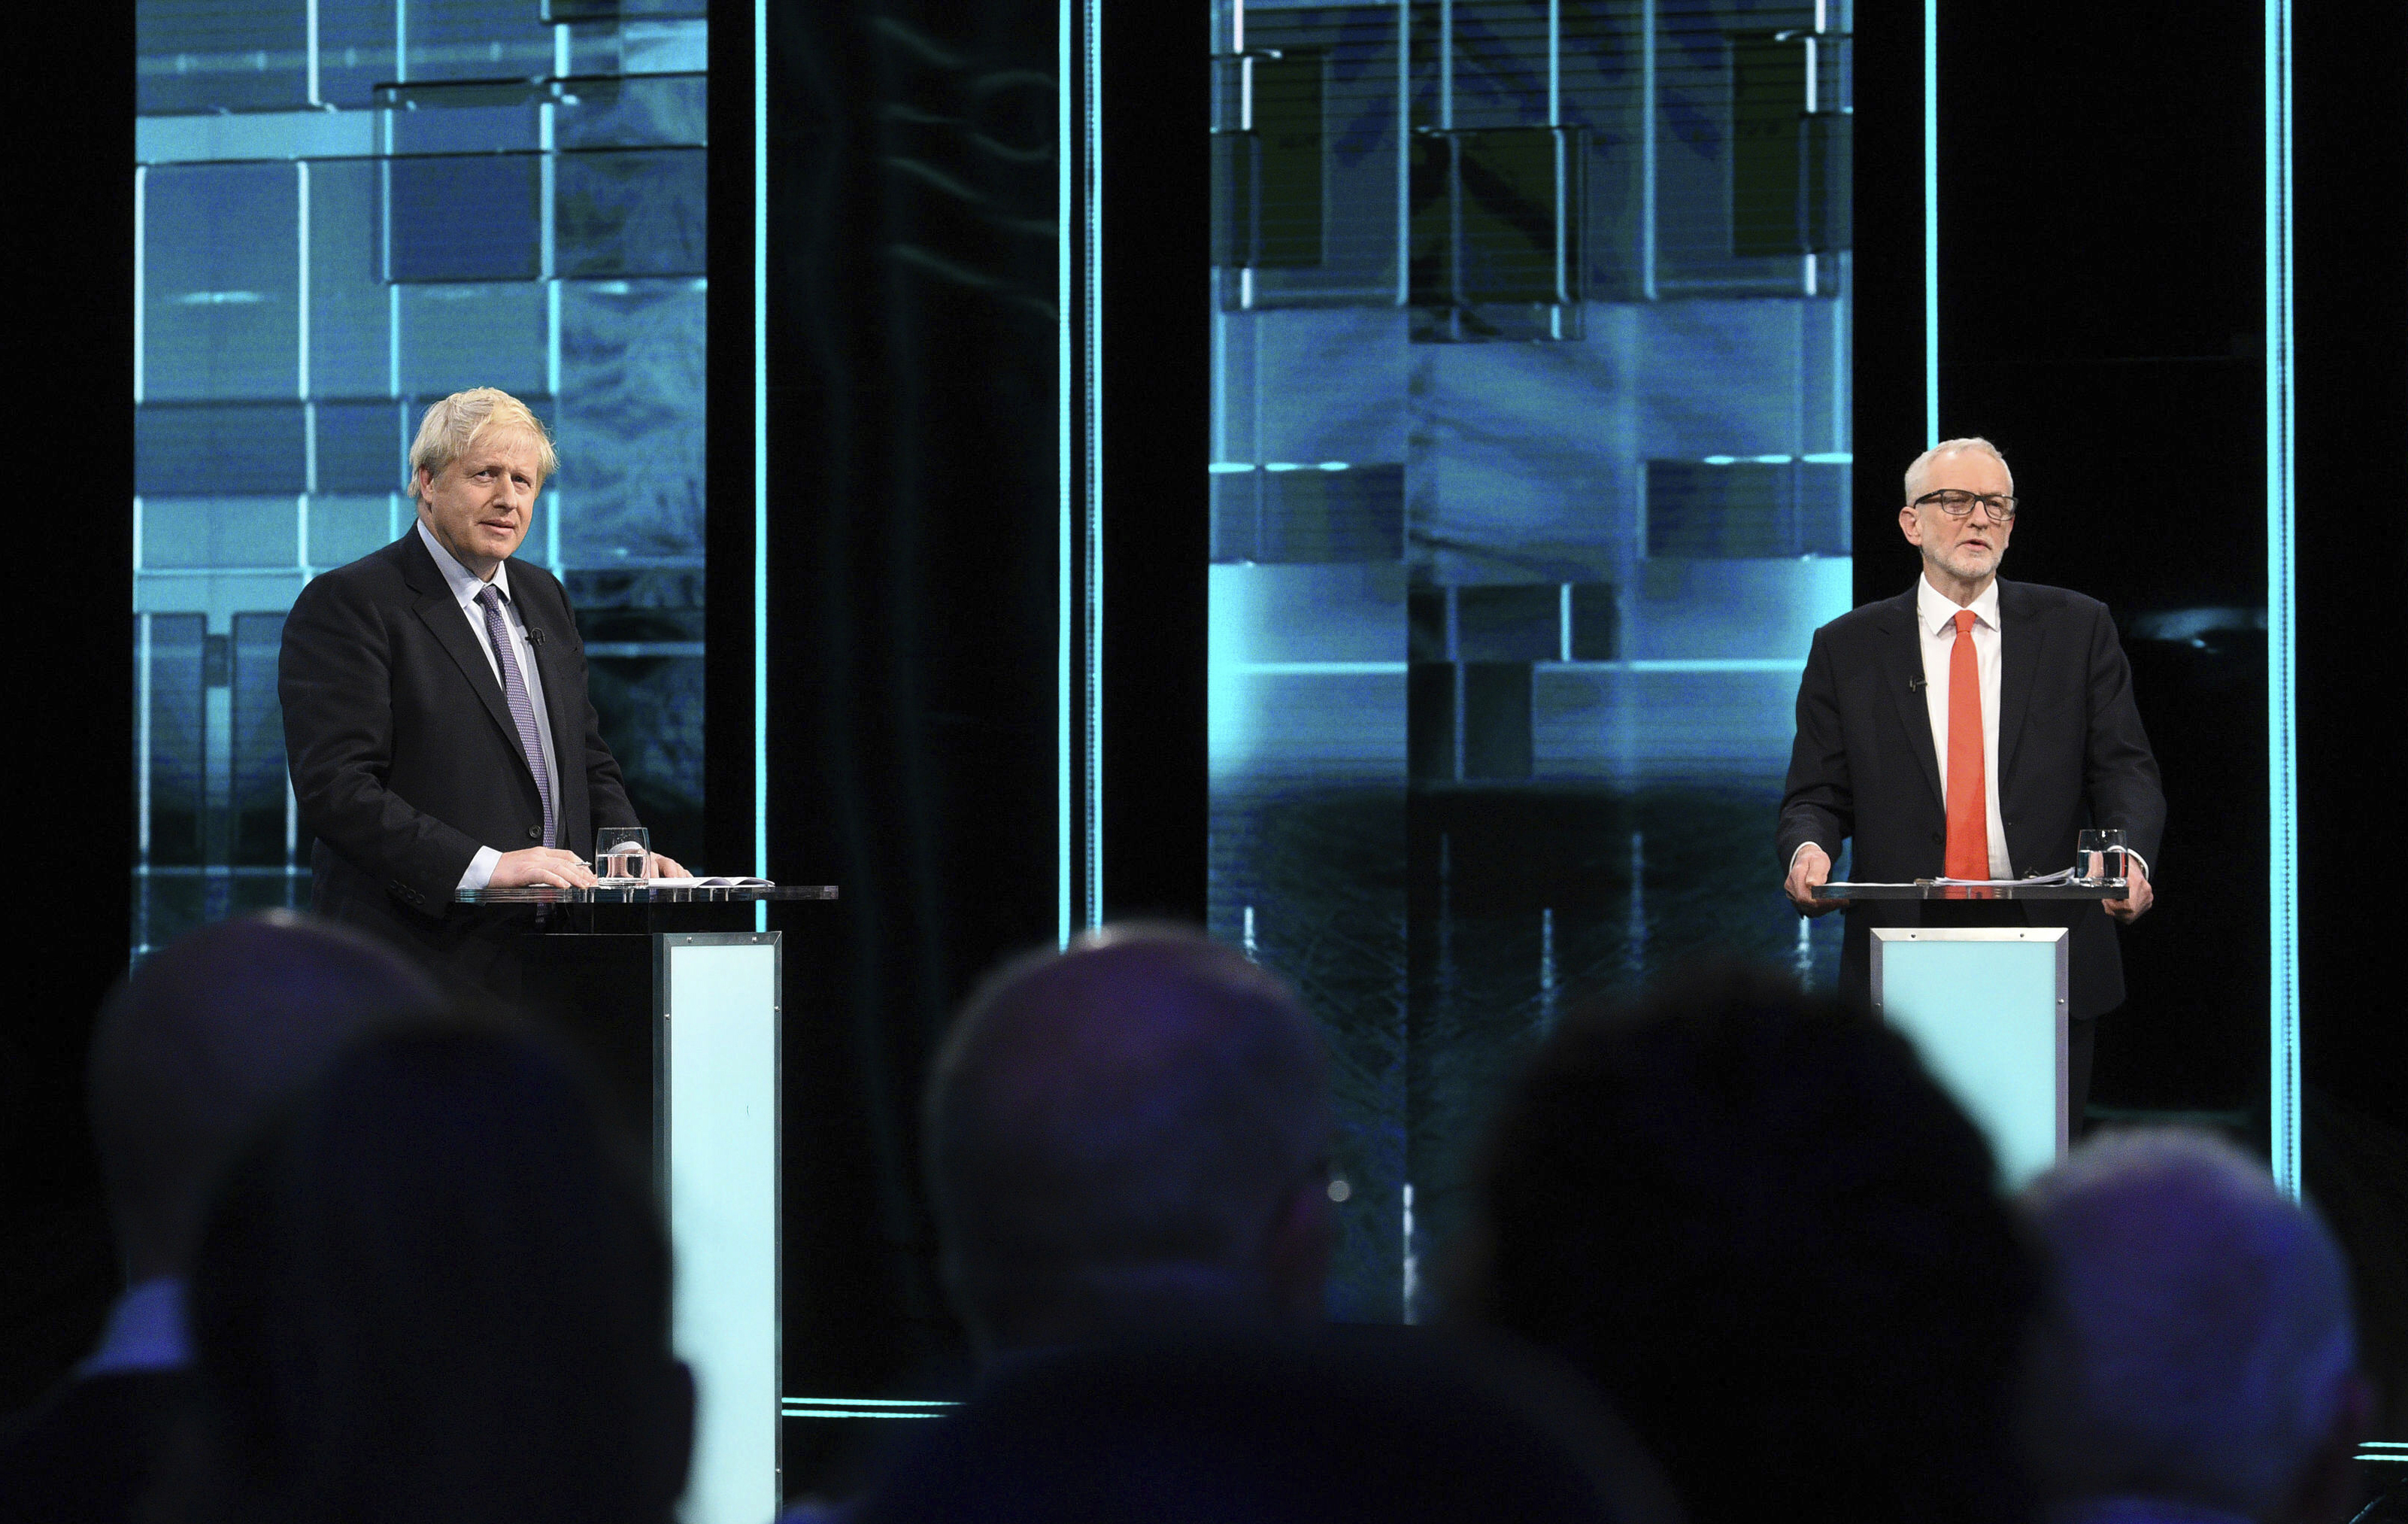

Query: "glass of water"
left=596, top=826, right=651, bottom=886
left=2076, top=828, right=2127, bottom=888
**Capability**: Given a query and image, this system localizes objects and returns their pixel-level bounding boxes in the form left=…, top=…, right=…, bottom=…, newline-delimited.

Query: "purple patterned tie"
left=475, top=585, right=556, bottom=849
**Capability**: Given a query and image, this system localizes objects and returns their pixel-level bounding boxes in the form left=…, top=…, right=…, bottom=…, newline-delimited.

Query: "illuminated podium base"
left=1871, top=925, right=2070, bottom=1186
left=459, top=885, right=839, bottom=1524
left=1821, top=877, right=2122, bottom=1186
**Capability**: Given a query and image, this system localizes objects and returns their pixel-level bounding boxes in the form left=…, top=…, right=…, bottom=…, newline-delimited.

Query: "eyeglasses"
left=1912, top=489, right=2018, bottom=521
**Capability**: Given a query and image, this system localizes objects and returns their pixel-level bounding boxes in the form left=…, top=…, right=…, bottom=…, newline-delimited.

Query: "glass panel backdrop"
left=1207, top=0, right=1854, bottom=1321
left=132, top=0, right=708, bottom=956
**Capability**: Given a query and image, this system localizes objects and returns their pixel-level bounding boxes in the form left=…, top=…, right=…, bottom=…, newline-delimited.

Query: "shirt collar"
left=416, top=518, right=513, bottom=609
left=1918, top=570, right=2001, bottom=635
left=79, top=1277, right=189, bottom=1377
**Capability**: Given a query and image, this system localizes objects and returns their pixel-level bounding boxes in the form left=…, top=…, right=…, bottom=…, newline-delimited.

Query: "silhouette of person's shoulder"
left=0, top=1368, right=193, bottom=1524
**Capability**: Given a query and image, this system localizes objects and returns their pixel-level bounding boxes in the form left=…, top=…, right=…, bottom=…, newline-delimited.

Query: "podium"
left=1821, top=878, right=2124, bottom=1186
left=1871, top=926, right=2069, bottom=1185
left=456, top=884, right=839, bottom=1524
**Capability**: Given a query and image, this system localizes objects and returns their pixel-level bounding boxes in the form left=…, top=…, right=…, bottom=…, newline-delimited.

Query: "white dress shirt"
left=1917, top=573, right=2014, bottom=879
left=417, top=521, right=560, bottom=891
left=1789, top=574, right=2148, bottom=887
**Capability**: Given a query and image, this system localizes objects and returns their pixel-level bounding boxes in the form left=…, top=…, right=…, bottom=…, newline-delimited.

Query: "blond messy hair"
left=408, top=388, right=560, bottom=503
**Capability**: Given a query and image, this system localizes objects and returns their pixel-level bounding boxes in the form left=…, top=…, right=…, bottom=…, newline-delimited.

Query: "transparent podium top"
left=1818, top=879, right=2127, bottom=901
left=456, top=884, right=839, bottom=904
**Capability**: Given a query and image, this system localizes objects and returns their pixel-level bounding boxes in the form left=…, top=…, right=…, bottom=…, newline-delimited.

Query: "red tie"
left=1944, top=609, right=1990, bottom=882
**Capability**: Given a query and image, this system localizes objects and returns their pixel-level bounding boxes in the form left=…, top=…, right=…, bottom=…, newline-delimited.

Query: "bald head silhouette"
left=89, top=911, right=448, bottom=1282
left=925, top=925, right=1333, bottom=1355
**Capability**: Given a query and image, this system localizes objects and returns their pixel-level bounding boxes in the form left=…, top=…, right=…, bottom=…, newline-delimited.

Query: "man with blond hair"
left=279, top=388, right=684, bottom=973
left=1776, top=437, right=2164, bottom=1119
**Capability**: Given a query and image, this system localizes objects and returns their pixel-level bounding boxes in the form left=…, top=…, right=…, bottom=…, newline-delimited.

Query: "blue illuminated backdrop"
left=132, top=0, right=708, bottom=955
left=1206, top=0, right=1853, bottom=1319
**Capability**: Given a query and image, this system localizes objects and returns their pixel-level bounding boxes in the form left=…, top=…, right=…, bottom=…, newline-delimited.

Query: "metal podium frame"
left=1870, top=925, right=2072, bottom=1181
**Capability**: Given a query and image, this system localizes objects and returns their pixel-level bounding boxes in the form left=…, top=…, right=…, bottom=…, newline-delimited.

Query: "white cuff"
left=457, top=845, right=502, bottom=893
left=1788, top=841, right=1825, bottom=875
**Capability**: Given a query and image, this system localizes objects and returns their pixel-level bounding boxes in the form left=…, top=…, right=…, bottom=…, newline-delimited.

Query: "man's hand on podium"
left=2103, top=861, right=2153, bottom=923
left=1785, top=843, right=1845, bottom=918
left=642, top=852, right=691, bottom=879
left=491, top=847, right=598, bottom=890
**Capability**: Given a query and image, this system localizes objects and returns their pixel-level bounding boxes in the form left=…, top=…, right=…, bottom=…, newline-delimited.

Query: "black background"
left=1858, top=0, right=2407, bottom=1434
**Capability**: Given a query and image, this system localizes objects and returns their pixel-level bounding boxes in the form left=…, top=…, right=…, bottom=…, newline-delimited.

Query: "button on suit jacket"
left=280, top=530, right=640, bottom=957
left=1776, top=579, right=2167, bottom=1021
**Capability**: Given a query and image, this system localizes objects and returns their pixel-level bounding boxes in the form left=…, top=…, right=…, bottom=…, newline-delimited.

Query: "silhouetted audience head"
left=924, top=924, right=1333, bottom=1355
left=2021, top=1128, right=2372, bottom=1524
left=1463, top=966, right=2039, bottom=1524
left=179, top=1020, right=692, bottom=1524
left=88, top=910, right=447, bottom=1283
left=850, top=1332, right=1670, bottom=1524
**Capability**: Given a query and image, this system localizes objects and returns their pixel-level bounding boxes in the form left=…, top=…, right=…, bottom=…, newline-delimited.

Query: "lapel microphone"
left=1908, top=675, right=1926, bottom=691
left=527, top=627, right=546, bottom=647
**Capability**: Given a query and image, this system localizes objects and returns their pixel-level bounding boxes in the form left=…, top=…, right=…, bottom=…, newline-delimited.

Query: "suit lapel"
left=399, top=531, right=525, bottom=757
left=1879, top=587, right=1946, bottom=815
left=1996, top=579, right=2043, bottom=785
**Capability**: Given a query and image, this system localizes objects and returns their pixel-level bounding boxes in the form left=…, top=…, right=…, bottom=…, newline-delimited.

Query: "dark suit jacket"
left=1776, top=579, right=2166, bottom=1021
left=280, top=530, right=639, bottom=960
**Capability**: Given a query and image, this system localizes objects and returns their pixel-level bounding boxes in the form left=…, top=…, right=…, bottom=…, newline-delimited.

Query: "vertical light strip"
left=1081, top=0, right=1103, bottom=930
left=2264, top=0, right=2299, bottom=1197
left=1801, top=32, right=1818, bottom=298
left=296, top=162, right=311, bottom=399
left=544, top=90, right=563, bottom=581
left=306, top=0, right=321, bottom=105
left=133, top=166, right=146, bottom=405
left=1921, top=0, right=1939, bottom=443
left=754, top=0, right=771, bottom=906
left=1236, top=3, right=1251, bottom=314
left=1549, top=0, right=1564, bottom=319
left=540, top=99, right=558, bottom=282
left=1639, top=0, right=1657, bottom=299
left=1546, top=0, right=1560, bottom=123
left=1057, top=0, right=1075, bottom=945
left=138, top=613, right=153, bottom=857
left=1438, top=0, right=1452, bottom=129
left=1395, top=0, right=1410, bottom=307
left=299, top=163, right=314, bottom=579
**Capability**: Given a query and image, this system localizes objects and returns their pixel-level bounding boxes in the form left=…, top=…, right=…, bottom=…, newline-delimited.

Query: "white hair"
left=2020, top=1128, right=2358, bottom=1519
left=1904, top=436, right=2014, bottom=502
